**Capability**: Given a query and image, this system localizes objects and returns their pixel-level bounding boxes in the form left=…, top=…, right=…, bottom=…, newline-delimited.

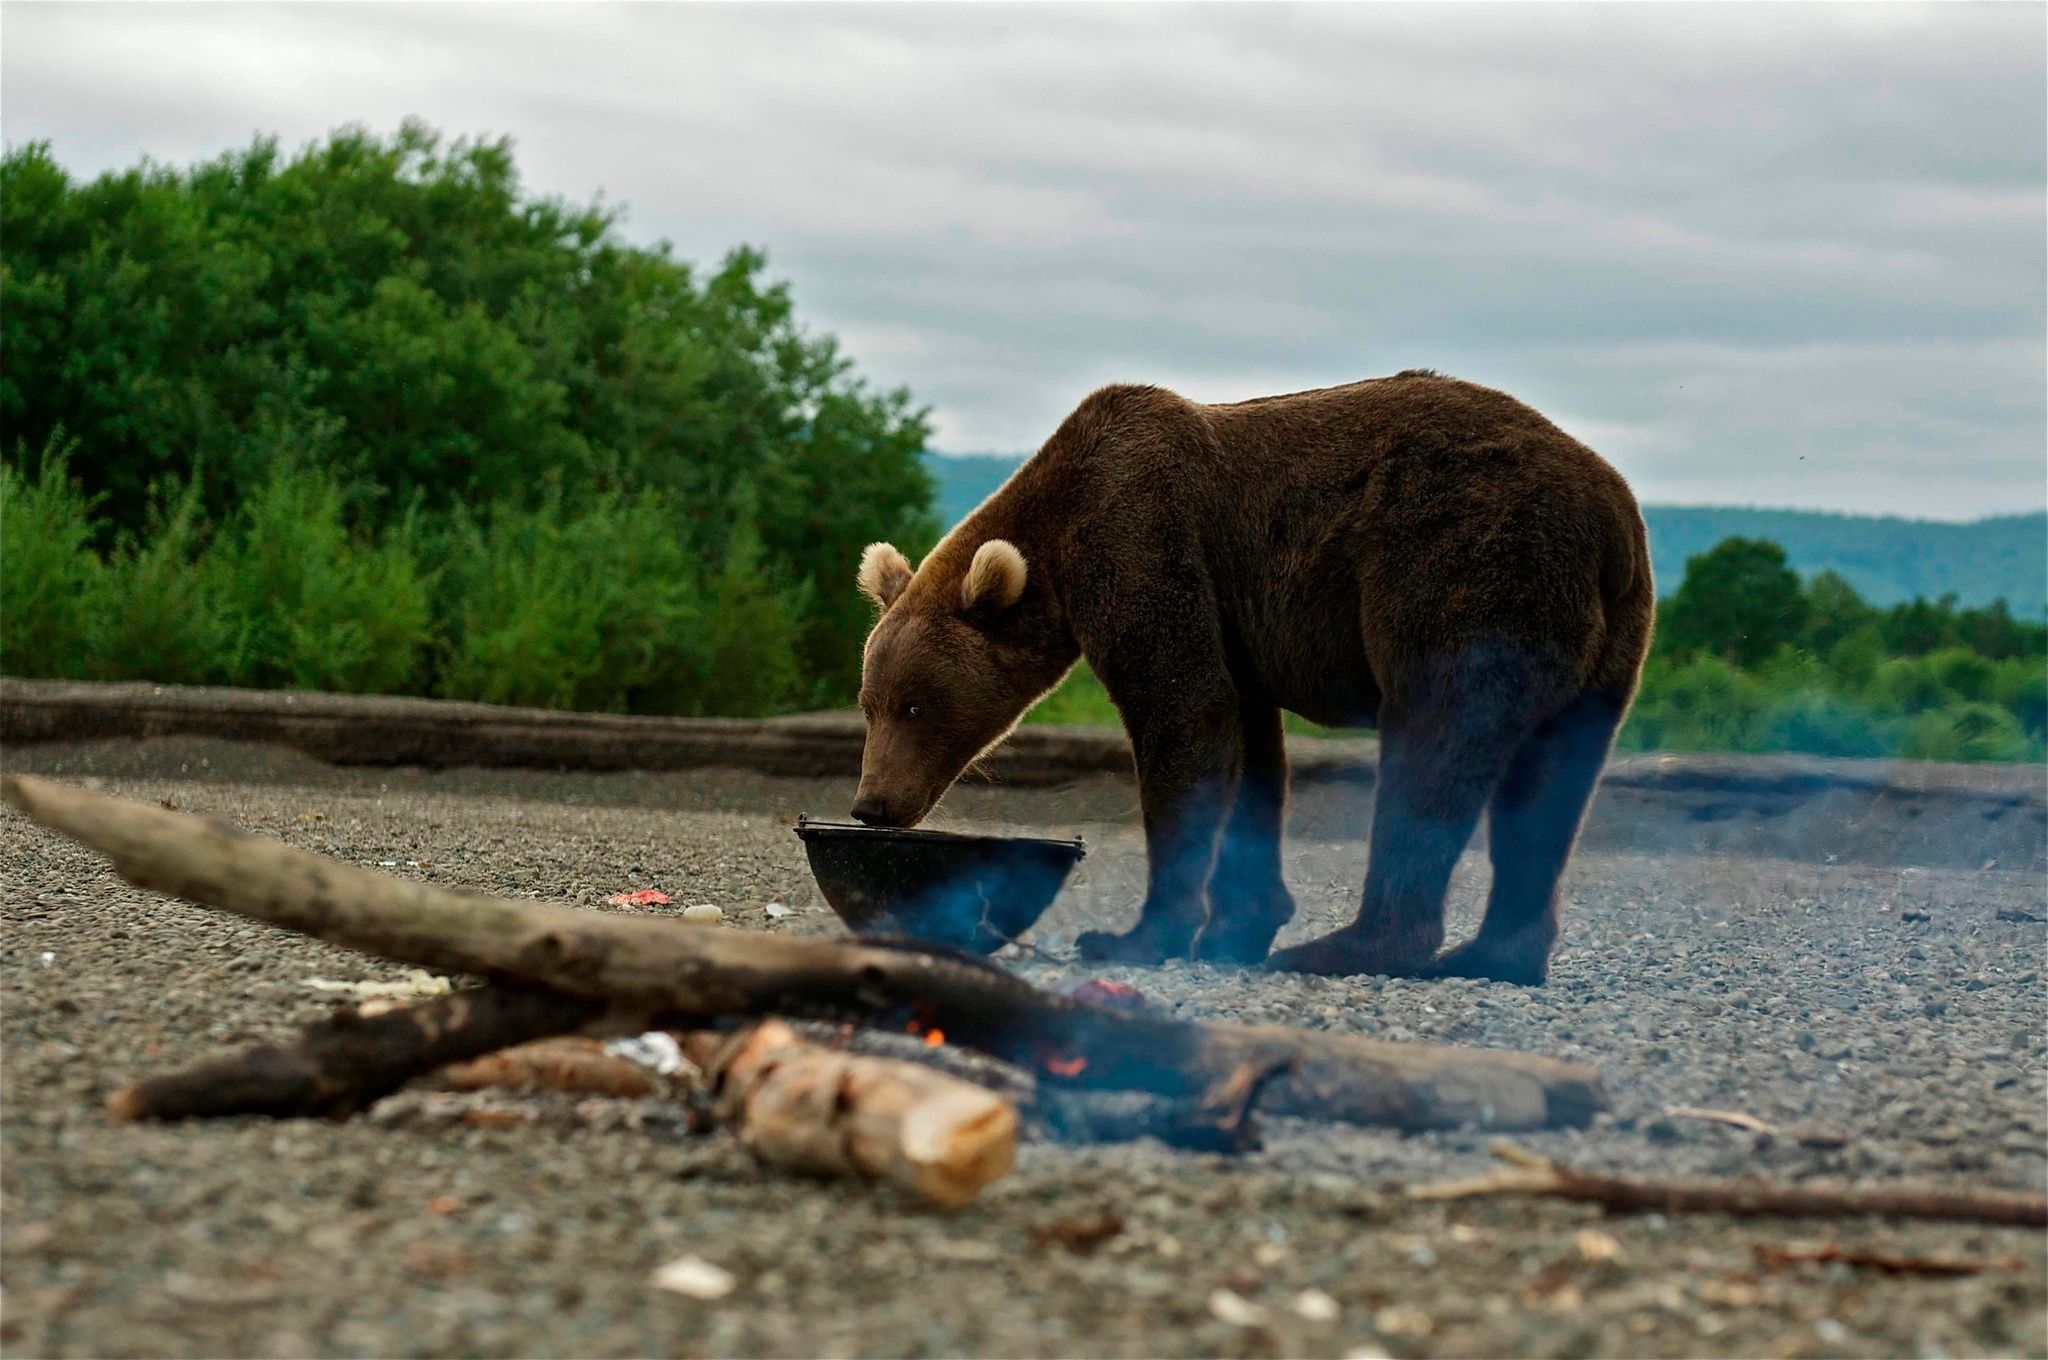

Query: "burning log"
left=1409, top=1141, right=2048, bottom=1227
left=682, top=1020, right=1018, bottom=1209
left=8, top=775, right=1603, bottom=1133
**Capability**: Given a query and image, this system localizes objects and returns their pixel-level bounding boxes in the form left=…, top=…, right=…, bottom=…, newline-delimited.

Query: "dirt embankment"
left=6, top=677, right=2044, bottom=872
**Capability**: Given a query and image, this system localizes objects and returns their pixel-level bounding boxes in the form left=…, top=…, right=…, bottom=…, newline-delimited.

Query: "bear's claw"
left=1264, top=929, right=1427, bottom=978
left=1075, top=927, right=1177, bottom=964
left=1417, top=939, right=1549, bottom=986
left=1189, top=922, right=1281, bottom=966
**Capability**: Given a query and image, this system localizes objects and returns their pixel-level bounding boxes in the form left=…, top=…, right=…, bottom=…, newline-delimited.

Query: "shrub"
left=210, top=461, right=435, bottom=694
left=1025, top=661, right=1122, bottom=727
left=1924, top=646, right=1996, bottom=703
left=1991, top=658, right=2046, bottom=740
left=1618, top=655, right=1771, bottom=753
left=94, top=477, right=233, bottom=684
left=1757, top=692, right=1889, bottom=759
left=1866, top=656, right=1948, bottom=716
left=1900, top=703, right=2034, bottom=763
left=437, top=488, right=805, bottom=717
left=0, top=435, right=102, bottom=679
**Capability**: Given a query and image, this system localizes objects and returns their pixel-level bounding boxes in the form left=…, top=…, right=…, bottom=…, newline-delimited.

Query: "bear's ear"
left=858, top=542, right=914, bottom=610
left=960, top=539, right=1027, bottom=613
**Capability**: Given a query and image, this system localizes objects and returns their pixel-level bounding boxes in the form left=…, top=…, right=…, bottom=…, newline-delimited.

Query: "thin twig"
left=1409, top=1141, right=2047, bottom=1227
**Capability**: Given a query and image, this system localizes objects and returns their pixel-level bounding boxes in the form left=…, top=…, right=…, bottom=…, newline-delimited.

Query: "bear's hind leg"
left=1266, top=646, right=1535, bottom=978
left=1192, top=698, right=1295, bottom=964
left=1426, top=689, right=1625, bottom=986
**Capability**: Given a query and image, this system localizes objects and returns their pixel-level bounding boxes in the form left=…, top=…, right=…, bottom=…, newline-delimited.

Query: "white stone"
left=651, top=1254, right=735, bottom=1299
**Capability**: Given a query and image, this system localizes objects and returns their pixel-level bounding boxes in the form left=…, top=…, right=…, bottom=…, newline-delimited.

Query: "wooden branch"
left=107, top=985, right=600, bottom=1121
left=10, top=775, right=1603, bottom=1131
left=1409, top=1141, right=2048, bottom=1227
left=1753, top=1242, right=2026, bottom=1277
left=684, top=1021, right=1017, bottom=1209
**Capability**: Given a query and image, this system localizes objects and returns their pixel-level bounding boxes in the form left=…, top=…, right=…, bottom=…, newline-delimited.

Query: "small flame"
left=1045, top=1054, right=1088, bottom=1077
left=924, top=1029, right=945, bottom=1048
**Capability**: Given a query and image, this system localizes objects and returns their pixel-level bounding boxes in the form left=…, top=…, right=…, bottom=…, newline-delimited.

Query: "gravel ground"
left=4, top=738, right=2045, bottom=1359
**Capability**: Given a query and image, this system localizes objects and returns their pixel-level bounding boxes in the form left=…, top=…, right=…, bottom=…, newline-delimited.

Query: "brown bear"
left=850, top=372, right=1653, bottom=983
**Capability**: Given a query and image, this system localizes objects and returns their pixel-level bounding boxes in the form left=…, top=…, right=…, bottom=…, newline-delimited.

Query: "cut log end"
left=105, top=1085, right=148, bottom=1123
left=708, top=1020, right=1020, bottom=1209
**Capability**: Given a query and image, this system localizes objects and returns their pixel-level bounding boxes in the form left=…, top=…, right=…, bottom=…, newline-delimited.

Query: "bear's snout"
left=849, top=793, right=894, bottom=826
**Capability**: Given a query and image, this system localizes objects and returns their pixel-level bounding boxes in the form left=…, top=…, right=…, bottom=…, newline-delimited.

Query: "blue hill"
left=925, top=452, right=2045, bottom=616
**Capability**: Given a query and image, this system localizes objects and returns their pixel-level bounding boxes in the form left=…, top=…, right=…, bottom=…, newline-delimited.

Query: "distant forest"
left=928, top=453, right=2046, bottom=618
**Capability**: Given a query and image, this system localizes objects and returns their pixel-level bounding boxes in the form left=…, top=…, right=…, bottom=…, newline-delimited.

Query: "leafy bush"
left=1025, top=661, right=1122, bottom=727
left=0, top=435, right=102, bottom=679
left=2, top=124, right=936, bottom=705
left=0, top=447, right=807, bottom=715
left=210, top=463, right=436, bottom=694
left=93, top=477, right=232, bottom=685
left=1900, top=704, right=2033, bottom=763
left=1618, top=655, right=1771, bottom=753
left=438, top=489, right=803, bottom=716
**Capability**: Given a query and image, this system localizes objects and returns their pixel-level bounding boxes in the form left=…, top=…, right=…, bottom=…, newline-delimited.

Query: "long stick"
left=107, top=985, right=601, bottom=1120
left=1410, top=1141, right=2048, bottom=1228
left=5, top=775, right=1604, bottom=1131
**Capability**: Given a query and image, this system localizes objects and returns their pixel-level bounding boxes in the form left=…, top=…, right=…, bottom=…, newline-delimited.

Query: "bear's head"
left=849, top=537, right=1062, bottom=827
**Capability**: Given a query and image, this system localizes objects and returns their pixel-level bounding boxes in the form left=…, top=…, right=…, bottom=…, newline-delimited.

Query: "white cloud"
left=2, top=0, right=2040, bottom=517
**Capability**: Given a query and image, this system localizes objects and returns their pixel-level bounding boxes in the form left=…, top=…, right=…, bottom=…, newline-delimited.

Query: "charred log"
left=107, top=985, right=599, bottom=1121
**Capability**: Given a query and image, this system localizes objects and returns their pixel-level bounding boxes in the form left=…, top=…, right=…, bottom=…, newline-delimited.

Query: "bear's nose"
left=850, top=794, right=891, bottom=826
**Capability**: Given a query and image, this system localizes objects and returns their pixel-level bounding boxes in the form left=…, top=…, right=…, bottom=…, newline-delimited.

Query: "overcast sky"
left=5, top=2, right=2043, bottom=518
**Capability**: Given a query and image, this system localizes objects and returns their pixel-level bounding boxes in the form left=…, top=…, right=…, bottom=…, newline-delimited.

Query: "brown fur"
left=852, top=372, right=1653, bottom=982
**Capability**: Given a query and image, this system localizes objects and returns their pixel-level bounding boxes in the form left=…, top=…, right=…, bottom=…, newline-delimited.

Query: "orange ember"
left=924, top=1029, right=945, bottom=1048
left=1044, top=1055, right=1088, bottom=1077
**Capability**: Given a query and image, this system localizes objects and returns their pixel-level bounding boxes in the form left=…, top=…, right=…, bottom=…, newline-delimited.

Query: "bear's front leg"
left=1191, top=698, right=1295, bottom=965
left=1076, top=694, right=1244, bottom=965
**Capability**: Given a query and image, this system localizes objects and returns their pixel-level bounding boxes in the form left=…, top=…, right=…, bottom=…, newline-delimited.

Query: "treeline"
left=1, top=124, right=936, bottom=713
left=1618, top=538, right=2043, bottom=762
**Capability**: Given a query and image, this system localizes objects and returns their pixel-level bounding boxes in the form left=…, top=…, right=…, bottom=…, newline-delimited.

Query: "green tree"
left=1, top=124, right=937, bottom=702
left=1656, top=536, right=1810, bottom=668
left=1801, top=569, right=1878, bottom=656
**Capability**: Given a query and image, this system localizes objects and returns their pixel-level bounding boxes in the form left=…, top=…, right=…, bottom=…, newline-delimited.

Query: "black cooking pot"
left=792, top=817, right=1086, bottom=954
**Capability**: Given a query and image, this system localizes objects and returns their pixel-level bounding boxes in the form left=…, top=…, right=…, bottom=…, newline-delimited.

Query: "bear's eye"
left=905, top=703, right=923, bottom=719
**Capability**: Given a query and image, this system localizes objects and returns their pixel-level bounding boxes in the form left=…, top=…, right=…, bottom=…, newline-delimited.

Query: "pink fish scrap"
left=605, top=889, right=672, bottom=907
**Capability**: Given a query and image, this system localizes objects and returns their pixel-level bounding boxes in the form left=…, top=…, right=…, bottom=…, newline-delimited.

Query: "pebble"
left=682, top=903, right=726, bottom=925
left=1207, top=1288, right=1267, bottom=1327
left=651, top=1254, right=736, bottom=1300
